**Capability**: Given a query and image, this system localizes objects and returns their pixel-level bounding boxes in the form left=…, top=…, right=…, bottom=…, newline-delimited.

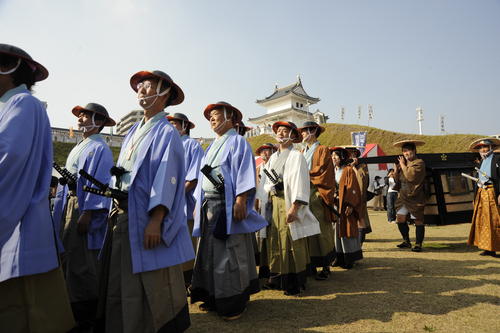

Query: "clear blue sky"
left=1, top=0, right=499, bottom=138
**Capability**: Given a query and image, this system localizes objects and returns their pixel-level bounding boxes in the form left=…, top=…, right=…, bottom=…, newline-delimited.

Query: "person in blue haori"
left=101, top=70, right=194, bottom=333
left=191, top=101, right=266, bottom=320
left=0, top=43, right=74, bottom=332
left=60, top=102, right=115, bottom=330
left=167, top=112, right=204, bottom=286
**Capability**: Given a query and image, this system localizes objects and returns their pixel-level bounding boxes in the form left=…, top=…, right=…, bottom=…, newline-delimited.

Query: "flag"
left=351, top=131, right=367, bottom=155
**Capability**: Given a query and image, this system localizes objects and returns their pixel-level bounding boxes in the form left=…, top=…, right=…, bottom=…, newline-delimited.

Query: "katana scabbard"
left=53, top=162, right=77, bottom=186
left=201, top=164, right=225, bottom=194
left=79, top=169, right=108, bottom=191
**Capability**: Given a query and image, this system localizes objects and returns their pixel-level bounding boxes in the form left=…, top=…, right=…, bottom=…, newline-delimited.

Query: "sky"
left=1, top=0, right=499, bottom=138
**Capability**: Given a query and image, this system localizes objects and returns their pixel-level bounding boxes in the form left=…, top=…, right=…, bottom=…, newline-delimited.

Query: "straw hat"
left=71, top=103, right=116, bottom=126
left=167, top=113, right=195, bottom=129
left=272, top=121, right=302, bottom=143
left=203, top=101, right=242, bottom=123
left=393, top=139, right=425, bottom=148
left=297, top=121, right=326, bottom=137
left=130, top=70, right=184, bottom=106
left=469, top=137, right=500, bottom=152
left=0, top=43, right=48, bottom=82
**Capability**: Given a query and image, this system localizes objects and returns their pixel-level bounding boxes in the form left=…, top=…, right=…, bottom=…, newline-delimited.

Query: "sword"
left=461, top=172, right=486, bottom=189
left=263, top=168, right=284, bottom=191
left=79, top=169, right=128, bottom=200
left=263, top=168, right=278, bottom=184
left=200, top=165, right=225, bottom=193
left=53, top=162, right=77, bottom=187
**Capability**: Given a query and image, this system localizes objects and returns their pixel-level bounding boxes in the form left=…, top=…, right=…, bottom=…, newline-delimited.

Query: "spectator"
left=386, top=169, right=398, bottom=223
left=372, top=176, right=384, bottom=211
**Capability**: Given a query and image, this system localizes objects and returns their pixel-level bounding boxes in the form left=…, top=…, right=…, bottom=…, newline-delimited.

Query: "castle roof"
left=256, top=76, right=320, bottom=104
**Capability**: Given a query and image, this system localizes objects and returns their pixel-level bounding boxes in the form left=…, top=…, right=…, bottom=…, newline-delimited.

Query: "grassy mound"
left=247, top=123, right=483, bottom=155
left=54, top=123, right=483, bottom=164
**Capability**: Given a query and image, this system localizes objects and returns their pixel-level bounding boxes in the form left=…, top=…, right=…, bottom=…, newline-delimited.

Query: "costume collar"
left=0, top=84, right=28, bottom=106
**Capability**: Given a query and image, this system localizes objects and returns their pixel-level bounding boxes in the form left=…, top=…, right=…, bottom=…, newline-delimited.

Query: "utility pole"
left=416, top=107, right=424, bottom=135
left=340, top=107, right=345, bottom=122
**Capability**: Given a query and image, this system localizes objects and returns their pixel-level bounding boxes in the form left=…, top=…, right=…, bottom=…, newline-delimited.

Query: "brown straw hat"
left=0, top=43, right=48, bottom=82
left=71, top=103, right=116, bottom=126
left=130, top=70, right=184, bottom=106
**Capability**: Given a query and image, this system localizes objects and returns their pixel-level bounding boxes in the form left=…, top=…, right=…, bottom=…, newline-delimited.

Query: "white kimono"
left=260, top=148, right=320, bottom=240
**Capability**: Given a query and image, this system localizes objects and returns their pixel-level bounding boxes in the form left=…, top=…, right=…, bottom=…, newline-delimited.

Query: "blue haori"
left=0, top=85, right=59, bottom=282
left=111, top=116, right=195, bottom=273
left=193, top=132, right=268, bottom=237
left=182, top=134, right=204, bottom=220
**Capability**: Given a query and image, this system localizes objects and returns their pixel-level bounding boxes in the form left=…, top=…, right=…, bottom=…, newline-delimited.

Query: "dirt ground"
left=187, top=210, right=500, bottom=333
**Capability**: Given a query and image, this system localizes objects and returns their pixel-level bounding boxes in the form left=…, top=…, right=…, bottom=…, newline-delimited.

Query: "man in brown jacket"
left=299, top=121, right=336, bottom=279
left=393, top=140, right=427, bottom=252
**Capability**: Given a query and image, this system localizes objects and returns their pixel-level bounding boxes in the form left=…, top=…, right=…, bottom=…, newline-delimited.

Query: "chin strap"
left=212, top=107, right=231, bottom=133
left=0, top=58, right=21, bottom=75
left=78, top=112, right=100, bottom=133
left=276, top=131, right=292, bottom=144
left=301, top=128, right=315, bottom=143
left=139, top=79, right=172, bottom=110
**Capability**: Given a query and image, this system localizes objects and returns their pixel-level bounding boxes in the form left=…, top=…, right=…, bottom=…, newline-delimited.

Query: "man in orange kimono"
left=467, top=138, right=500, bottom=257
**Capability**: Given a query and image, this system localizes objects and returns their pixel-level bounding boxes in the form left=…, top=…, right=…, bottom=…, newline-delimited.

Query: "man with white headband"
left=56, top=102, right=115, bottom=330
left=191, top=101, right=266, bottom=320
left=467, top=138, right=500, bottom=257
left=167, top=112, right=204, bottom=288
left=259, top=121, right=320, bottom=296
left=298, top=121, right=336, bottom=281
left=99, top=70, right=194, bottom=332
left=0, top=43, right=74, bottom=332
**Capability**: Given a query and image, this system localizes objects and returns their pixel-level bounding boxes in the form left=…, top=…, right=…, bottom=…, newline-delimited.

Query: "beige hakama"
left=468, top=186, right=500, bottom=252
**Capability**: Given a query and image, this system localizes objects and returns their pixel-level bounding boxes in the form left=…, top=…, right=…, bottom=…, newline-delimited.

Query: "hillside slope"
left=247, top=123, right=483, bottom=155
left=53, top=124, right=483, bottom=165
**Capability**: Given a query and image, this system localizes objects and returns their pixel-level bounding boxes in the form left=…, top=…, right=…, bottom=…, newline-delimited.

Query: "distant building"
left=115, top=110, right=144, bottom=136
left=248, top=75, right=328, bottom=137
left=52, top=127, right=124, bottom=148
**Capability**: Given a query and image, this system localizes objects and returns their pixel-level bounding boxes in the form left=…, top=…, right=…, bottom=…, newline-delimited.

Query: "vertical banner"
left=351, top=131, right=367, bottom=155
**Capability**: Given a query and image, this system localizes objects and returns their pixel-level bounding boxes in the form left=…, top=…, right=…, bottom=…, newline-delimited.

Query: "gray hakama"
left=62, top=195, right=99, bottom=324
left=258, top=201, right=273, bottom=278
left=191, top=193, right=260, bottom=316
left=333, top=220, right=363, bottom=267
left=104, top=210, right=190, bottom=333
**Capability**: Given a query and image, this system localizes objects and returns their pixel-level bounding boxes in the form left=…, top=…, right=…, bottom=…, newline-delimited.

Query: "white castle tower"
left=248, top=75, right=328, bottom=136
